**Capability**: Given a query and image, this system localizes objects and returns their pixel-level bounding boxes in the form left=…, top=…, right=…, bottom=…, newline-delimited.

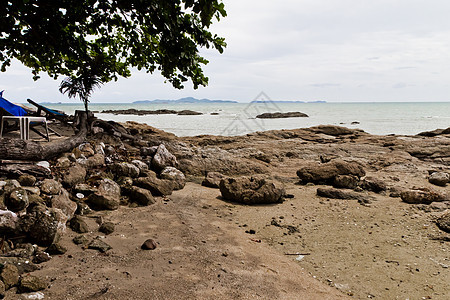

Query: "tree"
left=59, top=72, right=102, bottom=113
left=0, top=0, right=227, bottom=90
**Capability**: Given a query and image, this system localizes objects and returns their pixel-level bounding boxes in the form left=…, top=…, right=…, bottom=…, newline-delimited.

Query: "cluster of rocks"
left=101, top=108, right=203, bottom=116
left=0, top=139, right=185, bottom=297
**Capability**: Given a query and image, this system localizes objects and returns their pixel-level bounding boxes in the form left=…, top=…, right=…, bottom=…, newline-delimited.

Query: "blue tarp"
left=0, top=91, right=27, bottom=116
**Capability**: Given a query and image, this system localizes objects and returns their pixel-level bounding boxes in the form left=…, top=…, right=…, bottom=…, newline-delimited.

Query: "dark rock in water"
left=0, top=263, right=19, bottom=289
left=177, top=110, right=203, bottom=115
left=317, top=187, right=366, bottom=201
left=429, top=172, right=449, bottom=187
left=20, top=204, right=67, bottom=246
left=401, top=189, right=448, bottom=204
left=86, top=179, right=121, bottom=210
left=129, top=186, right=156, bottom=206
left=141, top=239, right=157, bottom=250
left=160, top=167, right=185, bottom=190
left=309, top=125, right=357, bottom=136
left=6, top=188, right=29, bottom=212
left=202, top=172, right=225, bottom=189
left=256, top=112, right=308, bottom=119
left=99, top=222, right=115, bottom=235
left=18, top=274, right=47, bottom=293
left=88, top=237, right=112, bottom=253
left=360, top=177, right=387, bottom=193
left=332, top=175, right=360, bottom=189
left=436, top=212, right=450, bottom=233
left=69, top=215, right=89, bottom=233
left=17, top=174, right=36, bottom=187
left=297, top=159, right=365, bottom=184
left=219, top=175, right=285, bottom=205
left=62, top=164, right=87, bottom=188
left=151, top=144, right=178, bottom=172
left=134, top=176, right=174, bottom=196
left=417, top=127, right=450, bottom=137
left=46, top=243, right=67, bottom=255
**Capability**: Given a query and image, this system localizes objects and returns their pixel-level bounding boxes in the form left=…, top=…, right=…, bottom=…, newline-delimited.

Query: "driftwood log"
left=0, top=112, right=88, bottom=161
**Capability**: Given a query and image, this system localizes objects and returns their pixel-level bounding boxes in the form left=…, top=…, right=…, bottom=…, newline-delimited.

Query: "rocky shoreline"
left=0, top=121, right=449, bottom=299
left=101, top=108, right=203, bottom=116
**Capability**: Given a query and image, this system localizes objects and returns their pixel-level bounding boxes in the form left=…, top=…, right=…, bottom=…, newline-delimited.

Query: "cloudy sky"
left=1, top=0, right=450, bottom=103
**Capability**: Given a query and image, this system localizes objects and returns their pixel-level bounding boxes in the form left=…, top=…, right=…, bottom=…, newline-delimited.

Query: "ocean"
left=40, top=102, right=450, bottom=137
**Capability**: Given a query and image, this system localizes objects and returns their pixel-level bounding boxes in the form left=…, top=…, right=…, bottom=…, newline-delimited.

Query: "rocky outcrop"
left=256, top=112, right=308, bottom=119
left=151, top=144, right=178, bottom=172
left=219, top=176, right=285, bottom=205
left=297, top=159, right=365, bottom=184
left=401, top=189, right=448, bottom=204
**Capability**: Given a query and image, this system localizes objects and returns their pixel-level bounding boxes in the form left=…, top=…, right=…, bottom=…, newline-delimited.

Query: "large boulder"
left=401, top=189, right=448, bottom=204
left=359, top=177, right=387, bottom=193
left=129, top=186, right=156, bottom=206
left=62, top=164, right=87, bottom=188
left=110, top=162, right=140, bottom=178
left=20, top=204, right=67, bottom=246
left=332, top=175, right=359, bottom=189
left=151, top=144, right=177, bottom=172
left=297, top=159, right=365, bottom=184
left=134, top=175, right=174, bottom=196
left=86, top=179, right=121, bottom=210
left=219, top=176, right=285, bottom=205
left=160, top=167, right=185, bottom=190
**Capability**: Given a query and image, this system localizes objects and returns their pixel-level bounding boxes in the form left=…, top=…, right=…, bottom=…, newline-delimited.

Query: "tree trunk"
left=0, top=112, right=88, bottom=161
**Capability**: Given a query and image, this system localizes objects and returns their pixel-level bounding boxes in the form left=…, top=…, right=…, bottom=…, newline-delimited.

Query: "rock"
left=3, top=180, right=21, bottom=195
left=22, top=186, right=40, bottom=195
left=62, top=164, right=87, bottom=188
left=429, top=172, right=449, bottom=187
left=134, top=176, right=174, bottom=196
left=436, top=212, right=450, bottom=233
left=86, top=179, right=121, bottom=210
left=0, top=280, right=4, bottom=298
left=5, top=188, right=29, bottom=212
left=74, top=183, right=97, bottom=196
left=32, top=251, right=51, bottom=264
left=0, top=210, right=18, bottom=234
left=18, top=274, right=47, bottom=293
left=132, top=159, right=149, bottom=172
left=177, top=110, right=203, bottom=115
left=332, top=175, right=360, bottom=189
left=219, top=176, right=285, bottom=205
left=256, top=112, right=308, bottom=118
left=0, top=258, right=39, bottom=274
left=297, top=159, right=365, bottom=184
left=129, top=186, right=156, bottom=206
left=88, top=237, right=112, bottom=253
left=39, top=179, right=62, bottom=195
left=141, top=239, right=157, bottom=250
left=79, top=143, right=95, bottom=157
left=56, top=156, right=71, bottom=168
left=27, top=194, right=45, bottom=206
left=140, top=146, right=158, bottom=157
left=73, top=235, right=89, bottom=245
left=401, top=189, right=448, bottom=204
left=69, top=216, right=89, bottom=233
left=46, top=243, right=67, bottom=255
left=17, top=175, right=36, bottom=187
left=151, top=144, right=177, bottom=172
left=310, top=125, right=357, bottom=136
left=20, top=204, right=67, bottom=246
left=85, top=153, right=105, bottom=168
left=0, top=264, right=19, bottom=289
left=50, top=189, right=77, bottom=220
left=99, top=222, right=115, bottom=235
left=317, top=187, right=366, bottom=201
left=360, top=177, right=387, bottom=193
left=160, top=167, right=185, bottom=190
left=202, top=172, right=225, bottom=189
left=110, top=162, right=140, bottom=178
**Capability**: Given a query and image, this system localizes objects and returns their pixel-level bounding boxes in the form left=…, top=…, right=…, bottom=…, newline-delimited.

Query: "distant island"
left=133, top=97, right=238, bottom=104
left=251, top=100, right=326, bottom=104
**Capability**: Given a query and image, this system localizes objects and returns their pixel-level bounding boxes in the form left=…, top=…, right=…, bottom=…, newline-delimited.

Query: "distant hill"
left=133, top=97, right=237, bottom=104
left=251, top=100, right=326, bottom=104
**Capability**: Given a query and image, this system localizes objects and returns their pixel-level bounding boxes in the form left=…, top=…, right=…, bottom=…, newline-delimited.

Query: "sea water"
left=41, top=102, right=450, bottom=137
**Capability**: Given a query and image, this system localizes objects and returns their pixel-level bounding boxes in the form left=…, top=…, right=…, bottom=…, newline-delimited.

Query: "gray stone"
left=86, top=179, right=121, bottom=210
left=0, top=280, right=5, bottom=298
left=74, top=183, right=97, bottom=196
left=129, top=186, right=156, bottom=206
left=17, top=175, right=36, bottom=187
left=131, top=160, right=149, bottom=172
left=18, top=274, right=47, bottom=293
left=0, top=257, right=39, bottom=274
left=202, top=172, right=225, bottom=189
left=429, top=172, right=449, bottom=187
left=160, top=167, right=185, bottom=190
left=219, top=176, right=285, bottom=205
left=151, top=144, right=177, bottom=172
left=39, top=179, right=62, bottom=195
left=85, top=153, right=105, bottom=168
left=6, top=188, right=29, bottom=212
left=62, top=164, right=87, bottom=188
left=22, top=186, right=40, bottom=195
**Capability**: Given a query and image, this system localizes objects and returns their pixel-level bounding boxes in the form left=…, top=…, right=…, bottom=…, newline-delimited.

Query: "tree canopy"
left=0, top=0, right=227, bottom=89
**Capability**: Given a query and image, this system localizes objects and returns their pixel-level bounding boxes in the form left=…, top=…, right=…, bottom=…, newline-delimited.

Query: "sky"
left=1, top=0, right=450, bottom=103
